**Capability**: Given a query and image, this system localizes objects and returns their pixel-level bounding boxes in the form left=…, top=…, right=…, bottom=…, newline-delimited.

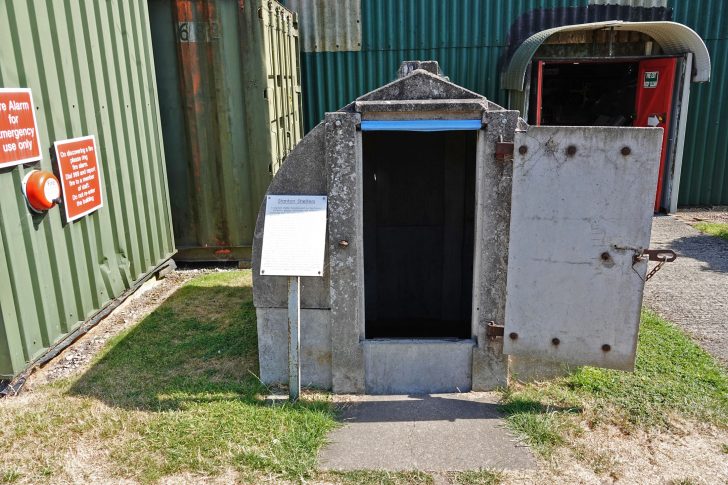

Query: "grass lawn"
left=501, top=309, right=728, bottom=457
left=693, top=221, right=728, bottom=242
left=1, top=270, right=727, bottom=484
left=0, top=271, right=338, bottom=484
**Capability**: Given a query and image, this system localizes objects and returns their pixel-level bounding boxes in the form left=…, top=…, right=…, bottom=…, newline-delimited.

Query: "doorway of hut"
left=362, top=130, right=477, bottom=340
left=528, top=57, right=679, bottom=212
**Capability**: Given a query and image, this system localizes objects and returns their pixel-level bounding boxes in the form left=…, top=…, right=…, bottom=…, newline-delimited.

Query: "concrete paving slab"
left=318, top=392, right=537, bottom=472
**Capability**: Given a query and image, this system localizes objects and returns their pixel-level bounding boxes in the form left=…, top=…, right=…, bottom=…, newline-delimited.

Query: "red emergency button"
left=22, top=170, right=61, bottom=212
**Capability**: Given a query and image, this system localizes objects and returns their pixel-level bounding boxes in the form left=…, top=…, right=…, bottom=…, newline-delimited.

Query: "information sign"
left=260, top=195, right=328, bottom=277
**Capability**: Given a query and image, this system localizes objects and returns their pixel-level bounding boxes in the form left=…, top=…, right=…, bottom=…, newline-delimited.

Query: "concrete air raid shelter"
left=252, top=61, right=665, bottom=394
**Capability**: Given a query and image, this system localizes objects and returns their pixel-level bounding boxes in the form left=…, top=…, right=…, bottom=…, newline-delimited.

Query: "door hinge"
left=494, top=141, right=514, bottom=161
left=486, top=321, right=504, bottom=339
left=633, top=248, right=677, bottom=281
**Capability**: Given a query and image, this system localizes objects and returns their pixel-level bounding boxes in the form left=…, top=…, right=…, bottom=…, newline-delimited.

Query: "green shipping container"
left=0, top=0, right=175, bottom=380
left=149, top=0, right=303, bottom=263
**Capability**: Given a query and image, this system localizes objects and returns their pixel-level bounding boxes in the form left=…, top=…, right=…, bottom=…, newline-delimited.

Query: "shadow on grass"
left=500, top=396, right=582, bottom=417
left=68, top=272, right=324, bottom=413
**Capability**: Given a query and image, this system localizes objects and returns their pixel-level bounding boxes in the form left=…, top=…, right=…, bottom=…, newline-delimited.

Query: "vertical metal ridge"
left=0, top=0, right=175, bottom=379
left=289, top=0, right=728, bottom=206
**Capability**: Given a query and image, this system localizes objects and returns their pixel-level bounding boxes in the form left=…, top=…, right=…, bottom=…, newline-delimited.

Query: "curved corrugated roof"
left=502, top=21, right=711, bottom=92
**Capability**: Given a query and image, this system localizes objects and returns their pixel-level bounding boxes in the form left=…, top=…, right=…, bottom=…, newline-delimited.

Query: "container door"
left=503, top=126, right=663, bottom=370
left=634, top=57, right=677, bottom=212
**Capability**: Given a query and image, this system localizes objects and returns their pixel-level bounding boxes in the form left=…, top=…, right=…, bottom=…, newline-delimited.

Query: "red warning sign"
left=54, top=135, right=104, bottom=222
left=0, top=88, right=41, bottom=168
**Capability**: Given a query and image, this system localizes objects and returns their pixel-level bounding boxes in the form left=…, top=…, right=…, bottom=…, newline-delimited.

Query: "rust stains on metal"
left=486, top=321, right=505, bottom=339
left=495, top=141, right=515, bottom=161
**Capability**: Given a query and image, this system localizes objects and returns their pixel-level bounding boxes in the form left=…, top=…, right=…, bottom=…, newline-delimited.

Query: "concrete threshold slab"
left=318, top=392, right=537, bottom=472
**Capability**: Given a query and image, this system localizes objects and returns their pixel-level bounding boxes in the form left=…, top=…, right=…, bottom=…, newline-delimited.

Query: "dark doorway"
left=363, top=131, right=476, bottom=339
left=530, top=61, right=638, bottom=126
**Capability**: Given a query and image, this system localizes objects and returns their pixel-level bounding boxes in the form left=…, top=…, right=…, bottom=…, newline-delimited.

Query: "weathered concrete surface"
left=326, top=112, right=365, bottom=393
left=644, top=215, right=728, bottom=367
left=472, top=340, right=508, bottom=390
left=318, top=393, right=537, bottom=471
left=356, top=68, right=482, bottom=102
left=509, top=356, right=570, bottom=382
left=363, top=340, right=474, bottom=394
left=255, top=308, right=332, bottom=388
left=252, top=123, right=330, bottom=310
left=505, top=126, right=662, bottom=370
left=470, top=109, right=520, bottom=391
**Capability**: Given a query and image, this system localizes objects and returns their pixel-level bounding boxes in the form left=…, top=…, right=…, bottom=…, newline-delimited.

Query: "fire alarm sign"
left=0, top=88, right=41, bottom=168
left=54, top=135, right=104, bottom=222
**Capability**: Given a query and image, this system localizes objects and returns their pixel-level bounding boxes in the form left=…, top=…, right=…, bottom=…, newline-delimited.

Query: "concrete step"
left=363, top=339, right=474, bottom=394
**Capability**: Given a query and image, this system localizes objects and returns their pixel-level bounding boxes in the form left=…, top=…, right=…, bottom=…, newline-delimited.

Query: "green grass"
left=3, top=271, right=727, bottom=483
left=321, top=470, right=434, bottom=485
left=0, top=271, right=338, bottom=484
left=500, top=309, right=728, bottom=457
left=1, top=470, right=21, bottom=484
left=693, top=221, right=728, bottom=241
left=453, top=469, right=503, bottom=485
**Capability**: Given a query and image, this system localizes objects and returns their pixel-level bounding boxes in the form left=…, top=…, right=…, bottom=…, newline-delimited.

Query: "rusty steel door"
left=504, top=126, right=663, bottom=370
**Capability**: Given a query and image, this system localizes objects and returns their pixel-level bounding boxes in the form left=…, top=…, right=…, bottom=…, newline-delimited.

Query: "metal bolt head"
left=335, top=120, right=342, bottom=127
left=338, top=239, right=349, bottom=248
left=509, top=332, right=518, bottom=340
left=621, top=146, right=631, bottom=156
left=518, top=145, right=528, bottom=155
left=602, top=344, right=611, bottom=352
left=552, top=338, right=560, bottom=346
left=566, top=145, right=577, bottom=157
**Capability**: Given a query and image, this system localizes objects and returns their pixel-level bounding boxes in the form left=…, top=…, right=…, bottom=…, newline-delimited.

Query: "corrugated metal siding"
left=670, top=1, right=728, bottom=205
left=287, top=0, right=362, bottom=52
left=0, top=0, right=175, bottom=378
left=291, top=0, right=609, bottom=130
left=290, top=0, right=728, bottom=206
left=149, top=0, right=302, bottom=261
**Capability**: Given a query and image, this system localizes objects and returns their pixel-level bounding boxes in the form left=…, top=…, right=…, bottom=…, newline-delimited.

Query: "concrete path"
left=318, top=393, right=537, bottom=471
left=644, top=215, right=728, bottom=367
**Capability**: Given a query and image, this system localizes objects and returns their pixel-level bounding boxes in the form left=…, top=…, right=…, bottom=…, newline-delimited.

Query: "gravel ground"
left=643, top=214, right=728, bottom=367
left=675, top=206, right=728, bottom=224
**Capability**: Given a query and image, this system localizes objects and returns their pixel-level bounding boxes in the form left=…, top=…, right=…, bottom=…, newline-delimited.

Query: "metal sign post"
left=288, top=276, right=301, bottom=401
left=259, top=195, right=327, bottom=403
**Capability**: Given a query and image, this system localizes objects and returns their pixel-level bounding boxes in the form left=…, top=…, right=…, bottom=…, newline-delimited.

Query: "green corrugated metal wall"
left=289, top=0, right=728, bottom=206
left=0, top=0, right=175, bottom=379
left=671, top=0, right=728, bottom=205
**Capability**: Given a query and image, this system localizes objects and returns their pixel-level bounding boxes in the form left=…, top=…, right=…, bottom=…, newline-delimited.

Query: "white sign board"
left=260, top=195, right=328, bottom=277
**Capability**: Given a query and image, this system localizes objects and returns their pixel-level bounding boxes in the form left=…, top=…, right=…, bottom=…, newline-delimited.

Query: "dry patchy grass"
left=0, top=270, right=337, bottom=484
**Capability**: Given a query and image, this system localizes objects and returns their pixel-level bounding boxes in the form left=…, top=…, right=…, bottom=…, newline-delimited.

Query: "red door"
left=634, top=58, right=677, bottom=212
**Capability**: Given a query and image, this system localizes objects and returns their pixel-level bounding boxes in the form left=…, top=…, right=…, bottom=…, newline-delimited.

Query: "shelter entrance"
left=362, top=130, right=476, bottom=340
left=531, top=60, right=639, bottom=126
left=529, top=57, right=679, bottom=211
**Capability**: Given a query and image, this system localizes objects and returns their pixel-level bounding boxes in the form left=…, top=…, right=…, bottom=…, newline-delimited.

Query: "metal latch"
left=633, top=248, right=677, bottom=281
left=494, top=140, right=514, bottom=161
left=486, top=321, right=504, bottom=339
